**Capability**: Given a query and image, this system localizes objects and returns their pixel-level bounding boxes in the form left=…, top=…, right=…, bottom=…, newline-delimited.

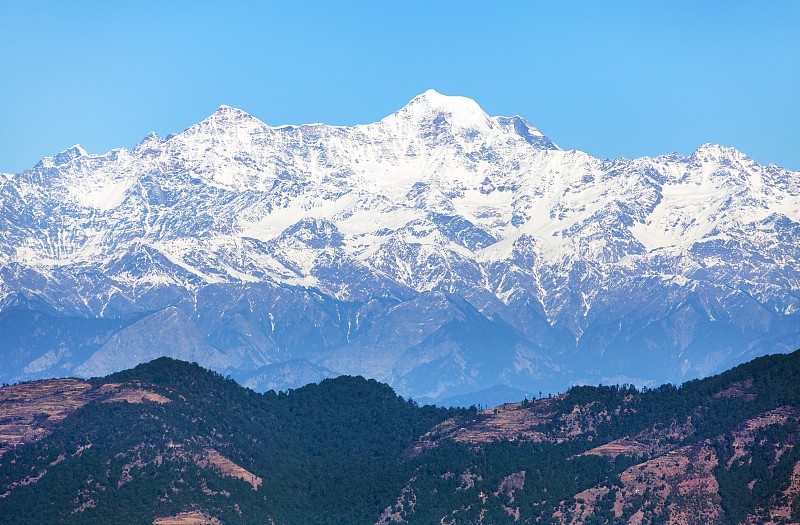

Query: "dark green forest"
left=1, top=350, right=799, bottom=524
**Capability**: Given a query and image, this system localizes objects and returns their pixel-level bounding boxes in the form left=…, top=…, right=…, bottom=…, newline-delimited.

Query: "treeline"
left=2, top=358, right=467, bottom=524
left=2, top=351, right=799, bottom=524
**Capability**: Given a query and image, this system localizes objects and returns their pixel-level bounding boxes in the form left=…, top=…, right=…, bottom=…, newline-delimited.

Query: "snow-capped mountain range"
left=2, top=90, right=798, bottom=403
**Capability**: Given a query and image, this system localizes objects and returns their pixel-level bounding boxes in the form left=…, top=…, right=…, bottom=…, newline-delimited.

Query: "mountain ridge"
left=1, top=90, right=798, bottom=402
left=1, top=350, right=799, bottom=524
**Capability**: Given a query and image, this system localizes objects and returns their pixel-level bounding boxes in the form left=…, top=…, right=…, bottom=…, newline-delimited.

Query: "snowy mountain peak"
left=31, top=144, right=88, bottom=169
left=391, top=89, right=494, bottom=131
left=2, top=93, right=799, bottom=401
left=132, top=132, right=163, bottom=157
left=214, top=104, right=249, bottom=114
left=203, top=104, right=261, bottom=126
left=46, top=144, right=88, bottom=167
left=410, top=89, right=486, bottom=114
left=692, top=143, right=744, bottom=158
left=134, top=131, right=160, bottom=147
left=495, top=115, right=560, bottom=150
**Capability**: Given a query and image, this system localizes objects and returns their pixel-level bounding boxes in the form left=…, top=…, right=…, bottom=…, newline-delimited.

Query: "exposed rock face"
left=2, top=90, right=799, bottom=401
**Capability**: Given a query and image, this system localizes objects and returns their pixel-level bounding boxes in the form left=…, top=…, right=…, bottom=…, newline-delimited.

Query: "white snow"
left=70, top=176, right=134, bottom=211
left=3, top=90, right=798, bottom=313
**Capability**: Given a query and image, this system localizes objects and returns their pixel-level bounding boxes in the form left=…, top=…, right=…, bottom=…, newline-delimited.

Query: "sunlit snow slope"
left=1, top=90, right=798, bottom=402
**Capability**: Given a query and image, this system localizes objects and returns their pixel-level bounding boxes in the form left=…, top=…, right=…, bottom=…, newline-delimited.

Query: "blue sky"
left=1, top=1, right=799, bottom=173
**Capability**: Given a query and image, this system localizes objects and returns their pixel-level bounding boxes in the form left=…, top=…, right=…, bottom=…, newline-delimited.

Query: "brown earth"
left=376, top=480, right=417, bottom=525
left=0, top=379, right=170, bottom=460
left=558, top=442, right=722, bottom=525
left=103, top=388, right=171, bottom=404
left=0, top=379, right=94, bottom=458
left=413, top=397, right=564, bottom=453
left=494, top=471, right=526, bottom=521
left=414, top=393, right=644, bottom=453
left=744, top=460, right=800, bottom=524
left=153, top=511, right=221, bottom=525
left=714, top=379, right=756, bottom=400
left=412, top=384, right=800, bottom=525
left=195, top=449, right=262, bottom=490
left=582, top=417, right=696, bottom=459
left=729, top=406, right=799, bottom=465
left=557, top=406, right=800, bottom=525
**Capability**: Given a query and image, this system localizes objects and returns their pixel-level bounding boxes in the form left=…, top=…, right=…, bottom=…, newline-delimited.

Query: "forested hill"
left=1, top=351, right=800, bottom=524
left=0, top=358, right=463, bottom=524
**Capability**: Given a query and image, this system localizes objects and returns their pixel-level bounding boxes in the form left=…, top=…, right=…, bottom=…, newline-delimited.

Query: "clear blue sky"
left=1, top=1, right=799, bottom=173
